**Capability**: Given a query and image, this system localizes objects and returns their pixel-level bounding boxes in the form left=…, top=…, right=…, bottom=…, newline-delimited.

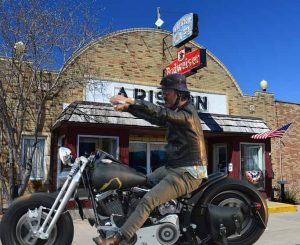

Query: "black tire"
left=201, top=178, right=268, bottom=245
left=0, top=193, right=74, bottom=245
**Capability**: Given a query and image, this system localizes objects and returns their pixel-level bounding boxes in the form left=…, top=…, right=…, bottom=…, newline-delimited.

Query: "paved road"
left=73, top=210, right=300, bottom=245
left=254, top=210, right=300, bottom=245
left=1, top=210, right=300, bottom=244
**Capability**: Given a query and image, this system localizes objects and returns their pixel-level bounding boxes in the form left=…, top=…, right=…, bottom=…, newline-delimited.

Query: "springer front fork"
left=34, top=157, right=89, bottom=240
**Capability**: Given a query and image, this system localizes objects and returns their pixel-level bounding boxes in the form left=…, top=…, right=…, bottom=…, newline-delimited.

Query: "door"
left=241, top=143, right=265, bottom=189
left=213, top=144, right=228, bottom=173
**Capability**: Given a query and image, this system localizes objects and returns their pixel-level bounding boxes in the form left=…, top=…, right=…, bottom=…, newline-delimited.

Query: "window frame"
left=22, top=136, right=47, bottom=180
left=129, top=141, right=167, bottom=174
left=77, top=134, right=119, bottom=159
left=212, top=143, right=228, bottom=173
left=240, top=142, right=265, bottom=189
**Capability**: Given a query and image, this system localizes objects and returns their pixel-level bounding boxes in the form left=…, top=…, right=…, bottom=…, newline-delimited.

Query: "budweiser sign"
left=164, top=48, right=206, bottom=77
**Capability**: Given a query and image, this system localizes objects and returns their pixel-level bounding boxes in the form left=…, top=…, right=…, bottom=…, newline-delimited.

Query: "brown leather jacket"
left=128, top=99, right=207, bottom=168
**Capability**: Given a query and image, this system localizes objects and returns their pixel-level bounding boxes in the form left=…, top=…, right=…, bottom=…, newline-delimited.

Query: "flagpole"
left=278, top=137, right=286, bottom=201
left=252, top=122, right=292, bottom=202
left=279, top=138, right=283, bottom=182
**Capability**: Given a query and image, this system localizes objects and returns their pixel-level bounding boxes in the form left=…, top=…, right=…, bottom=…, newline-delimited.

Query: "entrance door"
left=213, top=144, right=228, bottom=173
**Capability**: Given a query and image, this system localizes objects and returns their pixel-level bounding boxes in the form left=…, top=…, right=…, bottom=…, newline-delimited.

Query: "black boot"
left=93, top=233, right=122, bottom=245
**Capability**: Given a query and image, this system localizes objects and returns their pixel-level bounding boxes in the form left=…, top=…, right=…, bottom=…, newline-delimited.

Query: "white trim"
left=56, top=135, right=66, bottom=189
left=77, top=134, right=120, bottom=159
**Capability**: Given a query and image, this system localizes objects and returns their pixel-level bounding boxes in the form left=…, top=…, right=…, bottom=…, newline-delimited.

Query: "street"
left=254, top=210, right=300, bottom=245
left=1, top=210, right=299, bottom=244
left=72, top=210, right=300, bottom=245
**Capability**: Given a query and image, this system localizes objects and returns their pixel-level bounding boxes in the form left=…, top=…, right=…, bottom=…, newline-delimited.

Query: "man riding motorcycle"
left=93, top=73, right=208, bottom=245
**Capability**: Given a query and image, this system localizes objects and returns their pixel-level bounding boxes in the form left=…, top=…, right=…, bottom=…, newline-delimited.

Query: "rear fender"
left=197, top=178, right=268, bottom=228
left=187, top=172, right=227, bottom=206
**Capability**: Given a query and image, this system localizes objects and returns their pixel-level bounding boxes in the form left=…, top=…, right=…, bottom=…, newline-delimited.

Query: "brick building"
left=1, top=28, right=299, bottom=199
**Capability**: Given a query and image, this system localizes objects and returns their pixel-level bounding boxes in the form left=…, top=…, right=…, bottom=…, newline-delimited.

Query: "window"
left=77, top=135, right=119, bottom=159
left=241, top=143, right=265, bottom=189
left=129, top=142, right=167, bottom=174
left=22, top=137, right=46, bottom=180
left=213, top=144, right=228, bottom=173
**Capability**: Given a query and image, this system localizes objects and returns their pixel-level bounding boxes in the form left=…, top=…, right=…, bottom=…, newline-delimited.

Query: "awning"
left=52, top=101, right=270, bottom=134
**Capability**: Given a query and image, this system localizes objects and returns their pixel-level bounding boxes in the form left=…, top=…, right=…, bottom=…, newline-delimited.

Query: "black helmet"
left=158, top=73, right=189, bottom=92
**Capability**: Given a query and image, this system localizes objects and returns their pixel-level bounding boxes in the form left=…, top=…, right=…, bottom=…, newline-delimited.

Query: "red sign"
left=164, top=48, right=206, bottom=77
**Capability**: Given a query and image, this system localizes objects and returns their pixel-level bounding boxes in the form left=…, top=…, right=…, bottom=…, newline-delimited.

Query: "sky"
left=95, top=0, right=300, bottom=103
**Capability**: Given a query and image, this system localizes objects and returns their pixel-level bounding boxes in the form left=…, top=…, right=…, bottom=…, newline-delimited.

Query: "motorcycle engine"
left=129, top=187, right=182, bottom=216
left=95, top=190, right=124, bottom=217
left=158, top=199, right=182, bottom=215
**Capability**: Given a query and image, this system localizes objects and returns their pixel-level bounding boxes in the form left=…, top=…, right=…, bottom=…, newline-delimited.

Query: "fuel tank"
left=90, top=159, right=147, bottom=191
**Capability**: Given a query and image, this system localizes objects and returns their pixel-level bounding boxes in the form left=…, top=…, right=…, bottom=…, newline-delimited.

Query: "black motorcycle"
left=0, top=147, right=268, bottom=244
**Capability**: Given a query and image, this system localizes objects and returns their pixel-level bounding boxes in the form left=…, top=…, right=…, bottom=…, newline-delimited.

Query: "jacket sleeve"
left=128, top=99, right=191, bottom=126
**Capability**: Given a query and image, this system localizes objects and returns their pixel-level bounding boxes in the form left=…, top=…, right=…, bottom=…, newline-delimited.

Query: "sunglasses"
left=161, top=88, right=175, bottom=95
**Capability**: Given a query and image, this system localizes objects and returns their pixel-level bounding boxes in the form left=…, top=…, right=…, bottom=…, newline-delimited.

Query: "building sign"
left=86, top=81, right=228, bottom=114
left=172, top=13, right=198, bottom=48
left=164, top=48, right=206, bottom=76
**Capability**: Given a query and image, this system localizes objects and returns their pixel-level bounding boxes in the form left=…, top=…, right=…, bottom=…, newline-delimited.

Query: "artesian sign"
left=172, top=13, right=198, bottom=48
left=164, top=47, right=206, bottom=76
left=86, top=81, right=228, bottom=114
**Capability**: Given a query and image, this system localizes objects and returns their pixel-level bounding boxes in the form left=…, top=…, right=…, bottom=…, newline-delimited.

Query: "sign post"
left=164, top=47, right=206, bottom=77
left=164, top=12, right=206, bottom=77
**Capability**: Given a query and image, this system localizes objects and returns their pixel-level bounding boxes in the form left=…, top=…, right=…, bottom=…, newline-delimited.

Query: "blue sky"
left=96, top=0, right=300, bottom=103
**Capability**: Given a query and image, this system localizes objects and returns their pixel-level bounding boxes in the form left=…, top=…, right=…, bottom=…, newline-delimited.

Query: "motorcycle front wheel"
left=201, top=178, right=268, bottom=245
left=0, top=193, right=74, bottom=245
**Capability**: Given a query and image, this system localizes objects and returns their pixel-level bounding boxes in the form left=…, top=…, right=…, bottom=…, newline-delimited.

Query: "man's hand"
left=110, top=95, right=135, bottom=106
left=110, top=95, right=134, bottom=111
left=114, top=104, right=130, bottom=111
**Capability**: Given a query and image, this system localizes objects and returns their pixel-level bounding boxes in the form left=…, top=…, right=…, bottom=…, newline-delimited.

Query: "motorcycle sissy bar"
left=37, top=156, right=89, bottom=240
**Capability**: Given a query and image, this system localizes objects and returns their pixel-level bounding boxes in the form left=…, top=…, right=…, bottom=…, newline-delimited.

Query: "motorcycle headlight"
left=59, top=147, right=73, bottom=165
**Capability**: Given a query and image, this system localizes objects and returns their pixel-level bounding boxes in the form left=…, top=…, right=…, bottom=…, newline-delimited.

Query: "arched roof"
left=65, top=28, right=243, bottom=96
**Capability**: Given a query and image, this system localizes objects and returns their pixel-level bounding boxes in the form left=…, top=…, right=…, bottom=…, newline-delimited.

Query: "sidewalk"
left=266, top=200, right=298, bottom=213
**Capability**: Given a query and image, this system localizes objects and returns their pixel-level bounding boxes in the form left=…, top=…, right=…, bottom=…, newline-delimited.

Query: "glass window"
left=22, top=137, right=45, bottom=180
left=78, top=136, right=118, bottom=158
left=213, top=144, right=228, bottom=173
left=150, top=144, right=167, bottom=171
left=129, top=143, right=147, bottom=174
left=129, top=142, right=166, bottom=174
left=241, top=143, right=265, bottom=190
left=57, top=135, right=118, bottom=188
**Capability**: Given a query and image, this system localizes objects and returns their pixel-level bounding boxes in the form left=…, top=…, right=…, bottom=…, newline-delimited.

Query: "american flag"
left=251, top=123, right=292, bottom=139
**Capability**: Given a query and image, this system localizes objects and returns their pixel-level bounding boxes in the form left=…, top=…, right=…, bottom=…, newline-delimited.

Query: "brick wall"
left=272, top=101, right=300, bottom=199
left=63, top=29, right=277, bottom=126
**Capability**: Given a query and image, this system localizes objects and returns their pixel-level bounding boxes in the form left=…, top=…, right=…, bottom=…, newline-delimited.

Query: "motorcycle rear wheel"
left=0, top=193, right=74, bottom=245
left=201, top=178, right=268, bottom=245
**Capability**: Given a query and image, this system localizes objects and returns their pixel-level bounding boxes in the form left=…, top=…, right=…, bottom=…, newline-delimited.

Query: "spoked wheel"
left=0, top=193, right=74, bottom=245
left=15, top=207, right=58, bottom=244
left=202, top=178, right=268, bottom=245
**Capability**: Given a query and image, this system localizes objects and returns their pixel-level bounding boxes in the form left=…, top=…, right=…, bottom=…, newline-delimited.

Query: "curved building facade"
left=49, top=28, right=278, bottom=197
